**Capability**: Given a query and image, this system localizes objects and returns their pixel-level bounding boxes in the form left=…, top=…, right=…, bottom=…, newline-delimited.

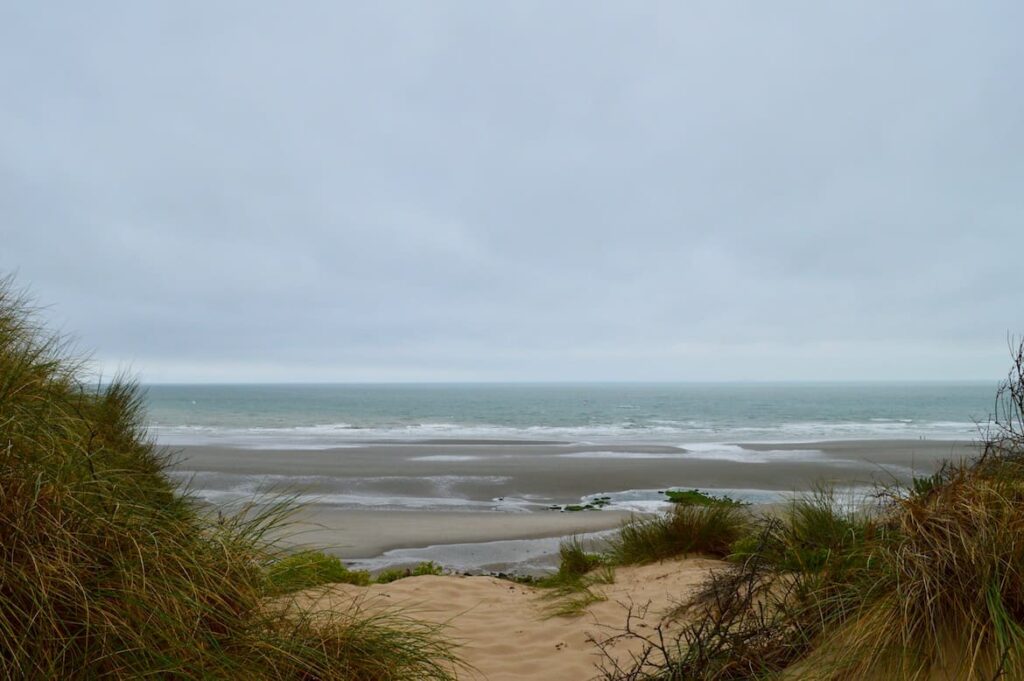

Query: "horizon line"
left=137, top=378, right=1000, bottom=386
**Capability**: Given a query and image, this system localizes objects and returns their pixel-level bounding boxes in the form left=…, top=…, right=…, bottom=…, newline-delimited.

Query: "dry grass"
left=600, top=339, right=1024, bottom=681
left=809, top=459, right=1024, bottom=679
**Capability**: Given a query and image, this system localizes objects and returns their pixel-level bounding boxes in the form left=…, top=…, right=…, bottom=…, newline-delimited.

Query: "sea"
left=146, top=382, right=997, bottom=450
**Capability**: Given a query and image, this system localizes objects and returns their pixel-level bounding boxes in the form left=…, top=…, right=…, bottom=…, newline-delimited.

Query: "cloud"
left=2, top=2, right=1022, bottom=381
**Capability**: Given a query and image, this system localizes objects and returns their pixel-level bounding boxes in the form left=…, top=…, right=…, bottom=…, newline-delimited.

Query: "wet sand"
left=171, top=438, right=975, bottom=498
left=168, top=438, right=977, bottom=566
left=281, top=506, right=631, bottom=559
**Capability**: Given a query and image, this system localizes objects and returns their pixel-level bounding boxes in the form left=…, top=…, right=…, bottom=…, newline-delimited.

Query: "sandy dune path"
left=303, top=557, right=725, bottom=681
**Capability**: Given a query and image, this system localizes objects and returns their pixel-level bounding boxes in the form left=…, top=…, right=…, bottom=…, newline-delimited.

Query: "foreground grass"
left=0, top=279, right=460, bottom=680
left=597, top=341, right=1024, bottom=680
left=534, top=493, right=748, bottom=617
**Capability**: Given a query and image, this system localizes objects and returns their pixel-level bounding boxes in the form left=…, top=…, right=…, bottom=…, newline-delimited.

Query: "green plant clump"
left=266, top=550, right=372, bottom=593
left=663, top=488, right=745, bottom=507
left=610, top=502, right=749, bottom=564
left=549, top=496, right=614, bottom=512
left=536, top=537, right=614, bottom=617
left=375, top=561, right=445, bottom=584
left=412, top=560, right=444, bottom=576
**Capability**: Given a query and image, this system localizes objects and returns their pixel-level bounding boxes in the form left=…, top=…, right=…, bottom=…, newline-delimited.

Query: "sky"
left=1, top=2, right=1022, bottom=382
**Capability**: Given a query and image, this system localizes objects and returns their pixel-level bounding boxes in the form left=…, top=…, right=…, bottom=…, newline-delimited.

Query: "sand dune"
left=298, top=557, right=725, bottom=681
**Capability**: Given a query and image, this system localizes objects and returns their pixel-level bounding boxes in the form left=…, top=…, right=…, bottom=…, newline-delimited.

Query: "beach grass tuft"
left=610, top=501, right=750, bottom=564
left=535, top=536, right=614, bottom=617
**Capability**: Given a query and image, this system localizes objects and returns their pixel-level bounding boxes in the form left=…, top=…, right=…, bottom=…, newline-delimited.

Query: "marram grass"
left=600, top=341, right=1024, bottom=681
left=610, top=502, right=750, bottom=565
left=0, top=278, right=461, bottom=680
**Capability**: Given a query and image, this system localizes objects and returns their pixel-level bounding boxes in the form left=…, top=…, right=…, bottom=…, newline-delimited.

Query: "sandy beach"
left=170, top=439, right=975, bottom=497
left=168, top=438, right=977, bottom=570
left=282, top=507, right=631, bottom=562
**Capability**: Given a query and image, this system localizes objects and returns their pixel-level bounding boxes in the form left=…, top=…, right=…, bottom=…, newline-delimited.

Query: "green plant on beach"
left=374, top=561, right=445, bottom=584
left=610, top=502, right=749, bottom=565
left=554, top=535, right=605, bottom=579
left=0, top=278, right=461, bottom=680
left=267, top=549, right=373, bottom=592
left=663, top=489, right=746, bottom=507
left=374, top=568, right=409, bottom=584
left=549, top=495, right=614, bottom=512
left=536, top=536, right=615, bottom=617
left=598, top=490, right=890, bottom=680
left=411, top=560, right=445, bottom=576
left=758, top=487, right=882, bottom=574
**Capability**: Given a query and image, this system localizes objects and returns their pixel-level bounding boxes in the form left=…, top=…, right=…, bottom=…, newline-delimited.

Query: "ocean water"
left=146, top=382, right=996, bottom=449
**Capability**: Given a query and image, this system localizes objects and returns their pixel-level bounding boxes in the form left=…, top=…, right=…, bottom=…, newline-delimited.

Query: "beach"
left=168, top=438, right=975, bottom=571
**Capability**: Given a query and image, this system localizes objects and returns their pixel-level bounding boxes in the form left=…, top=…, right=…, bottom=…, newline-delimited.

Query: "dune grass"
left=551, top=535, right=607, bottom=581
left=0, top=278, right=461, bottom=680
left=536, top=498, right=749, bottom=616
left=266, top=549, right=374, bottom=592
left=807, top=457, right=1024, bottom=679
left=375, top=561, right=446, bottom=584
left=600, top=340, right=1024, bottom=680
left=534, top=536, right=615, bottom=617
left=610, top=501, right=750, bottom=565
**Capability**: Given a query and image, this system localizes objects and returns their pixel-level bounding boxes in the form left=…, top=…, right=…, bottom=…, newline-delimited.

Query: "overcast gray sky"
left=2, top=2, right=1021, bottom=382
